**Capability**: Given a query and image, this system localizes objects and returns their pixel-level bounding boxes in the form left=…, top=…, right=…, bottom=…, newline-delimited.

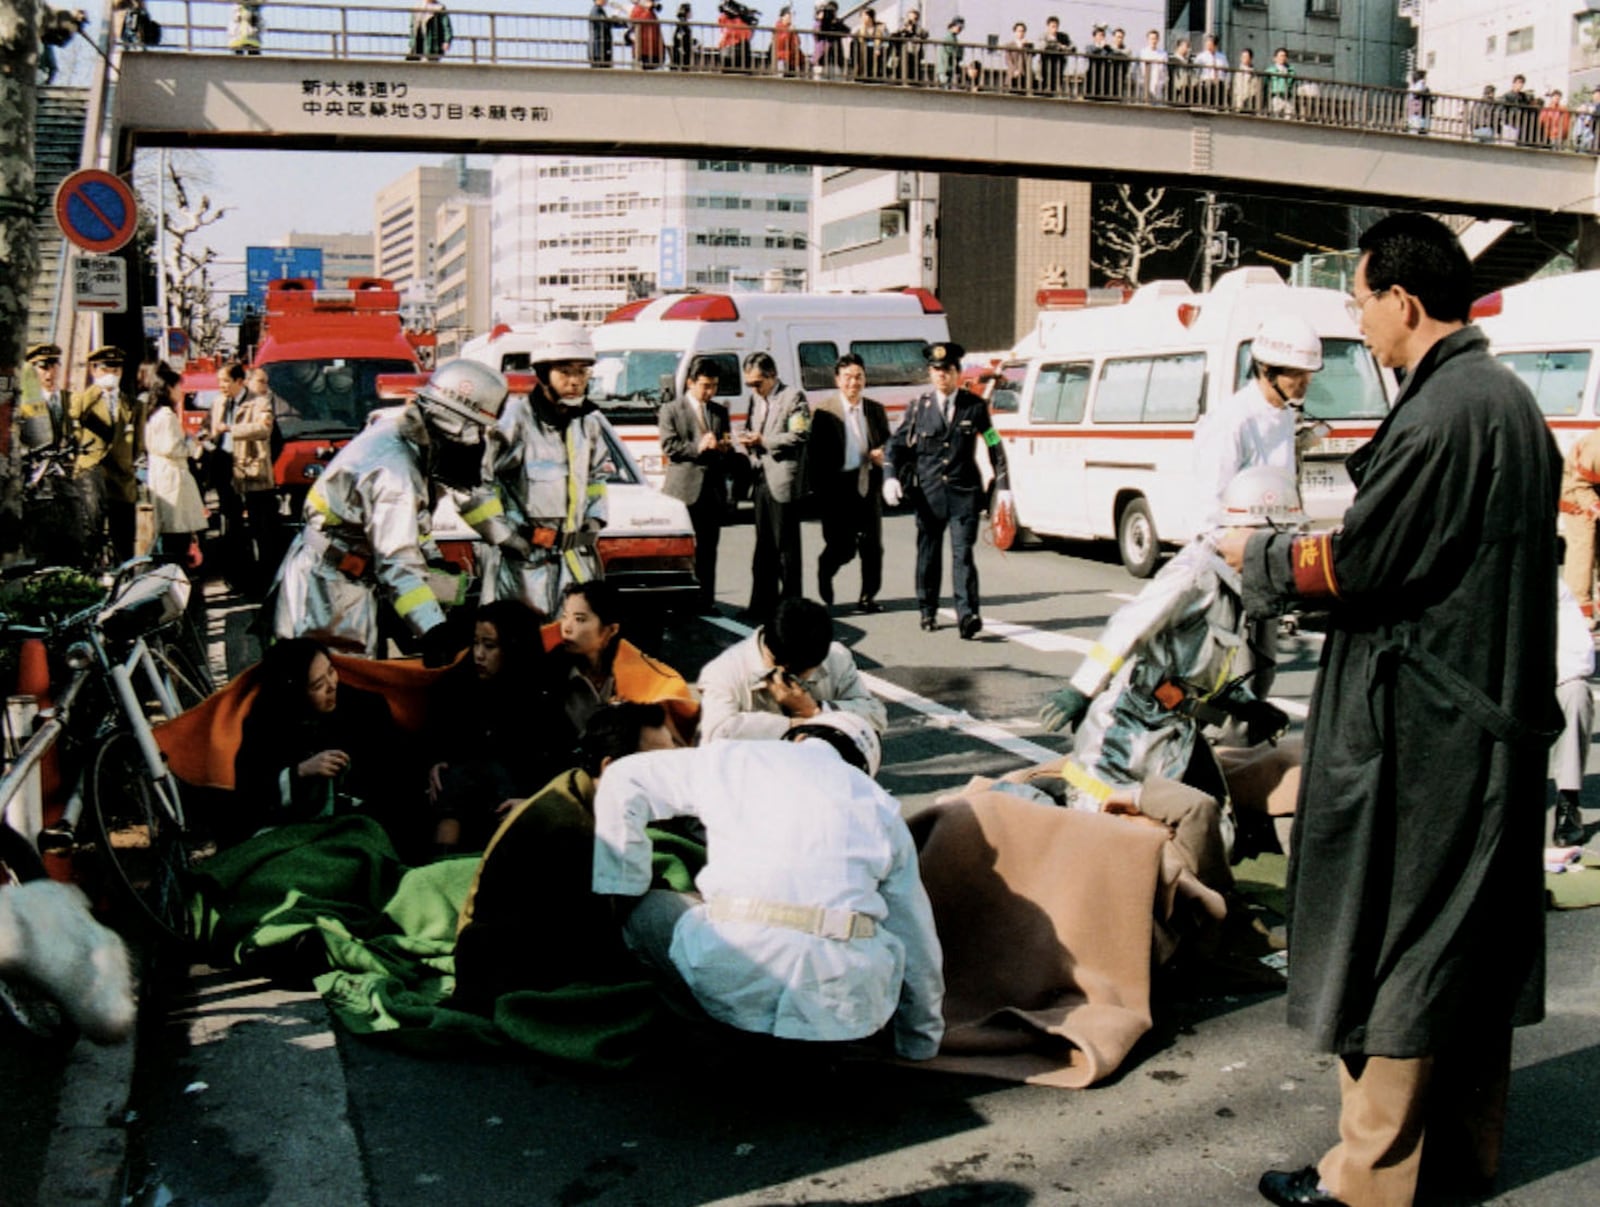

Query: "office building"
left=434, top=197, right=492, bottom=360
left=374, top=156, right=490, bottom=302
left=489, top=156, right=811, bottom=326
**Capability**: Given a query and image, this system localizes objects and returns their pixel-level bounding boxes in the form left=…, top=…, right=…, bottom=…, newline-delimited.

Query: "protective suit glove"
left=502, top=534, right=534, bottom=560
left=1240, top=699, right=1291, bottom=746
left=882, top=477, right=904, bottom=507
left=1039, top=685, right=1092, bottom=733
left=420, top=624, right=461, bottom=669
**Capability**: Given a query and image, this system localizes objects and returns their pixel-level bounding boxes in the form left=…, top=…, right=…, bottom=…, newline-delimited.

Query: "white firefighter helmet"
left=784, top=709, right=883, bottom=778
left=1216, top=466, right=1308, bottom=529
left=529, top=320, right=596, bottom=367
left=1251, top=316, right=1323, bottom=373
left=413, top=359, right=509, bottom=442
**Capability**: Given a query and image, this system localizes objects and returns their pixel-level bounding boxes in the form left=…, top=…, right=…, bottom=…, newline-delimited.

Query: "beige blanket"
left=910, top=794, right=1226, bottom=1089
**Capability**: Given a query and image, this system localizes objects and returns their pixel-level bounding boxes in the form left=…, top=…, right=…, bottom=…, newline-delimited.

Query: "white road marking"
left=935, top=608, right=1094, bottom=655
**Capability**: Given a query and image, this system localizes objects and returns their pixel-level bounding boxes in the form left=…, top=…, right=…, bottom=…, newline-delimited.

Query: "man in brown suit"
left=808, top=353, right=890, bottom=613
left=659, top=356, right=738, bottom=613
left=1559, top=425, right=1600, bottom=625
left=71, top=345, right=144, bottom=562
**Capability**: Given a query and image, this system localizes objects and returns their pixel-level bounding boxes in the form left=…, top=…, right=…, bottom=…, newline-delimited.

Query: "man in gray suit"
left=808, top=353, right=890, bottom=613
left=660, top=357, right=738, bottom=613
left=737, top=351, right=809, bottom=622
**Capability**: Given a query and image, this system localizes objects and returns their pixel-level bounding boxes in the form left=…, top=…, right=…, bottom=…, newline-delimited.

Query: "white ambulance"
left=579, top=289, right=951, bottom=486
left=1471, top=270, right=1600, bottom=455
left=994, top=268, right=1393, bottom=576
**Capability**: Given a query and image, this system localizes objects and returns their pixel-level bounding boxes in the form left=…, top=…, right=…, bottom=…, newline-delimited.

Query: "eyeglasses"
left=1345, top=287, right=1387, bottom=324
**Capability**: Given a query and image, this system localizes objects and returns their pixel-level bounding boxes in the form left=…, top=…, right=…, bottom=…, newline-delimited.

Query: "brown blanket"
left=910, top=793, right=1226, bottom=1089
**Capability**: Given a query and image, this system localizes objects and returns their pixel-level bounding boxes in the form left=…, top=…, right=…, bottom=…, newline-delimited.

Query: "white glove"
left=882, top=477, right=903, bottom=507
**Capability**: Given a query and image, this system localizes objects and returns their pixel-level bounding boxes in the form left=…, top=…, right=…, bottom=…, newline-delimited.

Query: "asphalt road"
left=119, top=513, right=1600, bottom=1207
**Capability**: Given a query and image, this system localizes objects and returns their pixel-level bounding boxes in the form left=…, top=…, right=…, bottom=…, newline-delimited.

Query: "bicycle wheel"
left=150, top=640, right=213, bottom=715
left=87, top=730, right=192, bottom=944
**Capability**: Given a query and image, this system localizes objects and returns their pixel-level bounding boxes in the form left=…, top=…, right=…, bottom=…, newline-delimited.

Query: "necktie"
left=106, top=391, right=117, bottom=425
left=849, top=405, right=869, bottom=496
left=47, top=392, right=63, bottom=433
left=941, top=394, right=952, bottom=427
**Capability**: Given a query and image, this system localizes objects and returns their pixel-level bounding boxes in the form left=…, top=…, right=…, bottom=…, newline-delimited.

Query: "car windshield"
left=1235, top=337, right=1389, bottom=420
left=265, top=358, right=417, bottom=439
left=591, top=349, right=681, bottom=421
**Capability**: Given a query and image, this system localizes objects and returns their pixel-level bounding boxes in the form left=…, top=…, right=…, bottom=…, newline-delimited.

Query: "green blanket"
left=190, top=816, right=701, bottom=1068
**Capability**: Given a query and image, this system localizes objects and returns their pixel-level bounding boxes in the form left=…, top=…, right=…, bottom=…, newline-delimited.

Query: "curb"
left=39, top=1028, right=135, bottom=1207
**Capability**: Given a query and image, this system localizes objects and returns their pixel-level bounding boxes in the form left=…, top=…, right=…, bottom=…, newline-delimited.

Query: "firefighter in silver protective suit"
left=471, top=320, right=611, bottom=616
left=270, top=359, right=510, bottom=660
left=1037, top=466, right=1302, bottom=828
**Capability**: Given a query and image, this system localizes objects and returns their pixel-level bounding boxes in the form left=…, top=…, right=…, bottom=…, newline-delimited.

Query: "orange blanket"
left=539, top=623, right=700, bottom=730
left=910, top=793, right=1226, bottom=1089
left=152, top=655, right=452, bottom=791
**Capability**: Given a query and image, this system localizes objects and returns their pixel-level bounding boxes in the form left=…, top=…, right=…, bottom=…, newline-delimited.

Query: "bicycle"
left=1, top=559, right=211, bottom=944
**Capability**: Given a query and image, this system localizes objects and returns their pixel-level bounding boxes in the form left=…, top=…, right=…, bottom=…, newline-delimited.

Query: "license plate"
left=1302, top=466, right=1340, bottom=492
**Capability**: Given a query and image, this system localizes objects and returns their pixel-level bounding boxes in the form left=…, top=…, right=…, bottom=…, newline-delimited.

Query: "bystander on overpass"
left=108, top=2, right=1600, bottom=221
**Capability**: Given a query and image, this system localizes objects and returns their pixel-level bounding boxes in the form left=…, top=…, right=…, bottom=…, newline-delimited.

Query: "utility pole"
left=0, top=0, right=41, bottom=550
left=1199, top=191, right=1240, bottom=291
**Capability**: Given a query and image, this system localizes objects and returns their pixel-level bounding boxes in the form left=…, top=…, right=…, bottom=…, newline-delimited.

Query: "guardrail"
left=118, top=2, right=1598, bottom=155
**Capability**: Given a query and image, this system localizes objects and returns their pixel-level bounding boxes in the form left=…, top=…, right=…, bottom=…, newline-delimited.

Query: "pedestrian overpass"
left=105, top=2, right=1599, bottom=221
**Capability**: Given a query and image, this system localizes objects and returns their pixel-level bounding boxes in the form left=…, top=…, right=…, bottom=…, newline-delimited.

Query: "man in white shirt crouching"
left=591, top=710, right=945, bottom=1059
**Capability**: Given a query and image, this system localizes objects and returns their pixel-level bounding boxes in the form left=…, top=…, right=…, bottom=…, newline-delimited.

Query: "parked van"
left=1472, top=270, right=1599, bottom=456
left=996, top=268, right=1392, bottom=576
left=534, top=289, right=950, bottom=486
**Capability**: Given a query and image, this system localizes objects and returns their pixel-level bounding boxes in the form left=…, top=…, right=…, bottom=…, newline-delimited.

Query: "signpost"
left=227, top=294, right=254, bottom=325
left=245, top=246, right=323, bottom=307
left=72, top=256, right=128, bottom=313
left=167, top=329, right=190, bottom=359
left=55, top=169, right=140, bottom=254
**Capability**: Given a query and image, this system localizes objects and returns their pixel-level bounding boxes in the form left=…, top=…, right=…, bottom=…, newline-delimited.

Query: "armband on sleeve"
left=1290, top=532, right=1340, bottom=601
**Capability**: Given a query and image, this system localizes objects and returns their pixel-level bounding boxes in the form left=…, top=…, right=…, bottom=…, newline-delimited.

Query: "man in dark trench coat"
left=1220, top=213, right=1560, bottom=1207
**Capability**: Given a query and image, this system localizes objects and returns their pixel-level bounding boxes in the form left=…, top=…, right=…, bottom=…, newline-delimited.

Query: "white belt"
left=703, top=897, right=877, bottom=941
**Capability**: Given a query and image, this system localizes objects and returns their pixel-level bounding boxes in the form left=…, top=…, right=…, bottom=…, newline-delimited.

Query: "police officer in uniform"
left=71, top=345, right=144, bottom=563
left=882, top=341, right=1012, bottom=638
left=16, top=343, right=92, bottom=567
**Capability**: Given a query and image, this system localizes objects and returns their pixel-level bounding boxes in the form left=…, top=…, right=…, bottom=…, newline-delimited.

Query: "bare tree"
left=1090, top=185, right=1192, bottom=287
left=142, top=156, right=231, bottom=356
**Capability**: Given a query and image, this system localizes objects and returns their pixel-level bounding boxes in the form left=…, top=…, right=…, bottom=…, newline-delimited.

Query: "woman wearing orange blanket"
left=551, top=580, right=698, bottom=744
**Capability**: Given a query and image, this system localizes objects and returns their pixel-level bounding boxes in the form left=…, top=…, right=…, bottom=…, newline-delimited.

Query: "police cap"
left=86, top=345, right=125, bottom=367
left=924, top=341, right=966, bottom=370
left=26, top=343, right=62, bottom=364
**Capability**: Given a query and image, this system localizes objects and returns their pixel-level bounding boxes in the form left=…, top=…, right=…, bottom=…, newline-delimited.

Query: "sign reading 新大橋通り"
left=297, top=79, right=551, bottom=124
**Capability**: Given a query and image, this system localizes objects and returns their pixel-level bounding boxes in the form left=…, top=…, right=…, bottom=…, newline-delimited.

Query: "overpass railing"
left=118, top=2, right=1598, bottom=155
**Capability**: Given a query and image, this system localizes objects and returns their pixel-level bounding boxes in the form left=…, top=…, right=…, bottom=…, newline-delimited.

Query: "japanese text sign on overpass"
left=246, top=246, right=324, bottom=306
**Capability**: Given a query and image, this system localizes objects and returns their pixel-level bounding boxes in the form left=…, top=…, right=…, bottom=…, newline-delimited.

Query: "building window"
left=1506, top=26, right=1533, bottom=55
left=1485, top=35, right=1496, bottom=55
left=1233, top=0, right=1267, bottom=11
left=1306, top=0, right=1339, bottom=17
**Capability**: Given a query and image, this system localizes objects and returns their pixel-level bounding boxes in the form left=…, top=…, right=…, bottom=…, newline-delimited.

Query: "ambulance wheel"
left=1116, top=497, right=1160, bottom=578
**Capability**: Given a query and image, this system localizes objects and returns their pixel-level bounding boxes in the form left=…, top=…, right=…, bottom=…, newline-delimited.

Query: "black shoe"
left=1554, top=800, right=1586, bottom=847
left=1258, top=1168, right=1347, bottom=1206
left=958, top=614, right=983, bottom=640
left=856, top=597, right=883, bottom=614
left=919, top=615, right=937, bottom=631
left=817, top=569, right=834, bottom=606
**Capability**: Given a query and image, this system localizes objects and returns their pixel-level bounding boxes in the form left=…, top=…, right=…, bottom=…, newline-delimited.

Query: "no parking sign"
left=55, top=169, right=140, bottom=254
